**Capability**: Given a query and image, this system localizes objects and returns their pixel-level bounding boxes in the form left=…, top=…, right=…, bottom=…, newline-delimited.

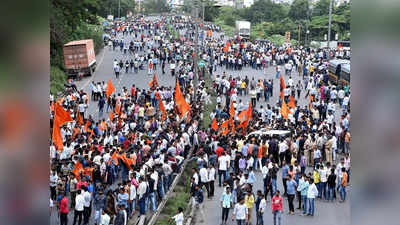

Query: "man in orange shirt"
left=339, top=167, right=348, bottom=202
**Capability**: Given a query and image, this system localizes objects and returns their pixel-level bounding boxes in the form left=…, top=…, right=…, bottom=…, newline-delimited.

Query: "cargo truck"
left=235, top=21, right=251, bottom=39
left=63, top=39, right=96, bottom=80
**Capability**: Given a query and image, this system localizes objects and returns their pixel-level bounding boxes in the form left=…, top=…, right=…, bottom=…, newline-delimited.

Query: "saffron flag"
left=84, top=120, right=91, bottom=132
left=119, top=153, right=132, bottom=170
left=211, top=117, right=219, bottom=131
left=76, top=110, right=83, bottom=125
left=72, top=161, right=84, bottom=181
left=280, top=100, right=289, bottom=120
left=229, top=117, right=235, bottom=134
left=238, top=110, right=247, bottom=123
left=288, top=96, right=296, bottom=109
left=115, top=103, right=121, bottom=116
left=54, top=103, right=73, bottom=126
left=174, top=80, right=190, bottom=119
left=159, top=100, right=167, bottom=121
left=242, top=101, right=252, bottom=130
left=148, top=73, right=159, bottom=88
left=220, top=120, right=229, bottom=136
left=109, top=111, right=114, bottom=122
left=52, top=122, right=64, bottom=150
left=229, top=101, right=235, bottom=119
left=110, top=151, right=119, bottom=165
left=106, top=79, right=115, bottom=99
left=280, top=75, right=286, bottom=99
left=309, top=95, right=314, bottom=109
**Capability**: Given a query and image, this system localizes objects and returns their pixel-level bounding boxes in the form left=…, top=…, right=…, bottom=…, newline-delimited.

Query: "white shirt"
left=233, top=203, right=248, bottom=220
left=218, top=155, right=229, bottom=171
left=75, top=194, right=85, bottom=211
left=261, top=166, right=269, bottom=179
left=130, top=185, right=136, bottom=200
left=192, top=173, right=199, bottom=185
left=83, top=191, right=92, bottom=207
left=259, top=198, right=267, bottom=213
left=199, top=167, right=209, bottom=183
left=100, top=213, right=111, bottom=225
left=208, top=168, right=216, bottom=181
left=278, top=142, right=288, bottom=154
left=172, top=212, right=184, bottom=225
left=319, top=168, right=328, bottom=183
left=307, top=183, right=318, bottom=198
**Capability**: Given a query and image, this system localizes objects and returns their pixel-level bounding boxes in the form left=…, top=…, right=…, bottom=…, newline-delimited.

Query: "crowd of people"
left=50, top=15, right=351, bottom=225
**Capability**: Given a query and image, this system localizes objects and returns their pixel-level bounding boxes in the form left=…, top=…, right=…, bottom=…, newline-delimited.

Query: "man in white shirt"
left=82, top=186, right=92, bottom=225
left=171, top=207, right=184, bottom=225
left=73, top=190, right=85, bottom=225
left=208, top=164, right=216, bottom=198
left=129, top=182, right=137, bottom=217
left=232, top=198, right=248, bottom=224
left=100, top=209, right=111, bottom=225
left=199, top=166, right=209, bottom=197
left=307, top=179, right=319, bottom=216
left=218, top=152, right=229, bottom=187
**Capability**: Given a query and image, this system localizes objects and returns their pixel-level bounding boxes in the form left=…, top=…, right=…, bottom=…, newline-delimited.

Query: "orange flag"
left=288, top=96, right=296, bottom=109
left=54, top=103, right=73, bottom=126
left=119, top=153, right=132, bottom=170
left=309, top=95, right=314, bottom=109
left=229, top=117, right=235, bottom=134
left=220, top=120, right=229, bottom=136
left=238, top=110, right=247, bottom=122
left=76, top=110, right=83, bottom=125
left=115, top=103, right=121, bottom=116
left=109, top=111, right=114, bottom=122
left=52, top=121, right=64, bottom=150
left=148, top=73, right=159, bottom=88
left=208, top=30, right=212, bottom=37
left=106, top=79, right=115, bottom=99
left=229, top=101, right=235, bottom=119
left=72, top=161, right=84, bottom=181
left=280, top=100, right=289, bottom=120
left=211, top=117, right=219, bottom=131
left=280, top=75, right=286, bottom=100
left=83, top=120, right=91, bottom=132
left=159, top=100, right=167, bottom=121
left=242, top=101, right=252, bottom=130
left=174, top=80, right=190, bottom=119
left=110, top=151, right=119, bottom=165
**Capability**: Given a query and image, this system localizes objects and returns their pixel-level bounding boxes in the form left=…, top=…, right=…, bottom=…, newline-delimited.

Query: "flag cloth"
left=309, top=95, right=314, bottom=109
left=119, top=153, right=132, bottom=170
left=72, top=161, right=84, bottom=181
left=159, top=100, right=167, bottom=121
left=76, top=110, right=83, bottom=125
left=280, top=75, right=286, bottom=99
left=229, top=101, right=235, bottom=119
left=242, top=101, right=252, bottom=130
left=115, top=103, right=121, bottom=116
left=109, top=111, right=114, bottom=122
left=224, top=40, right=230, bottom=52
left=288, top=96, right=296, bottom=109
left=211, top=117, right=219, bottom=131
left=238, top=110, right=247, bottom=122
left=148, top=73, right=159, bottom=88
left=106, top=79, right=115, bottom=99
left=84, top=120, right=91, bottom=132
left=110, top=151, right=119, bottom=165
left=52, top=121, right=63, bottom=150
left=220, top=120, right=229, bottom=136
left=229, top=117, right=235, bottom=134
left=174, top=80, right=190, bottom=119
left=54, top=103, right=73, bottom=126
left=280, top=100, right=289, bottom=120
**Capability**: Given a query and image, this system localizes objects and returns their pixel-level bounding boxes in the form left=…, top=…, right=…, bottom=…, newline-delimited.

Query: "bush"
left=50, top=66, right=68, bottom=96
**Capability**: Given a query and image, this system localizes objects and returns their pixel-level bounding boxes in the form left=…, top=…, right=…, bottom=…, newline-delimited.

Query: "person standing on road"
left=306, top=178, right=318, bottom=216
left=286, top=175, right=297, bottom=215
left=59, top=192, right=68, bottom=225
left=271, top=190, right=283, bottom=225
left=257, top=191, right=266, bottom=225
left=195, top=185, right=205, bottom=223
left=233, top=198, right=248, bottom=225
left=244, top=190, right=255, bottom=225
left=98, top=96, right=105, bottom=118
left=220, top=186, right=233, bottom=225
left=73, top=189, right=84, bottom=225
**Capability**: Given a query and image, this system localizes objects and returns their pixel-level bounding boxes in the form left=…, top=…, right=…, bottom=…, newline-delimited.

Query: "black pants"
left=209, top=181, right=215, bottom=197
left=73, top=210, right=83, bottom=225
left=297, top=191, right=302, bottom=208
left=60, top=212, right=68, bottom=225
left=287, top=194, right=295, bottom=212
left=50, top=186, right=56, bottom=200
left=222, top=207, right=230, bottom=222
left=282, top=178, right=288, bottom=195
left=201, top=181, right=210, bottom=197
left=83, top=206, right=91, bottom=225
left=70, top=191, right=76, bottom=209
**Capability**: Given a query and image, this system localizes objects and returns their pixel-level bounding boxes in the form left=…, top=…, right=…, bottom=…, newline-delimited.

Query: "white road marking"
left=81, top=48, right=107, bottom=89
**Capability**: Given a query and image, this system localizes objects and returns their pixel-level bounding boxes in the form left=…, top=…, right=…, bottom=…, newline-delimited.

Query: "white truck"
left=235, top=21, right=251, bottom=39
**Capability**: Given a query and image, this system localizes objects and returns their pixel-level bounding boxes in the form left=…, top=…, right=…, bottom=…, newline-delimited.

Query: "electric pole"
left=192, top=4, right=199, bottom=100
left=327, top=0, right=333, bottom=57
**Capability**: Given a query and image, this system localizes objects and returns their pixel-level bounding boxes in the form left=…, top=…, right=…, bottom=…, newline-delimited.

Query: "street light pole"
left=327, top=0, right=333, bottom=54
left=118, top=0, right=121, bottom=18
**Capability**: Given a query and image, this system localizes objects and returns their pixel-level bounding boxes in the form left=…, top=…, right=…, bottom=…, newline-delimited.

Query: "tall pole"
left=193, top=5, right=199, bottom=100
left=118, top=0, right=121, bottom=18
left=202, top=1, right=205, bottom=22
left=327, top=0, right=333, bottom=55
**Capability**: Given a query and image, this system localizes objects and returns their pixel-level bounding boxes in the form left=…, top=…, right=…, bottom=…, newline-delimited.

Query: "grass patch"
left=154, top=161, right=197, bottom=225
left=50, top=66, right=68, bottom=96
left=202, top=74, right=217, bottom=129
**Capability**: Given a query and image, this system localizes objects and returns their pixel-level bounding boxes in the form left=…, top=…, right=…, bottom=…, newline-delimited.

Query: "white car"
left=246, top=129, right=291, bottom=138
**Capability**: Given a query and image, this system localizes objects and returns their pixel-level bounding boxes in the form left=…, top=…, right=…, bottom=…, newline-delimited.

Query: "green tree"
left=143, top=0, right=170, bottom=14
left=312, top=0, right=330, bottom=17
left=288, top=0, right=309, bottom=21
left=97, top=0, right=136, bottom=18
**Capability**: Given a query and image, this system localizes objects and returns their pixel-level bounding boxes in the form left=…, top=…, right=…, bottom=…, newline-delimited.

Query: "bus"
left=327, top=59, right=350, bottom=86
